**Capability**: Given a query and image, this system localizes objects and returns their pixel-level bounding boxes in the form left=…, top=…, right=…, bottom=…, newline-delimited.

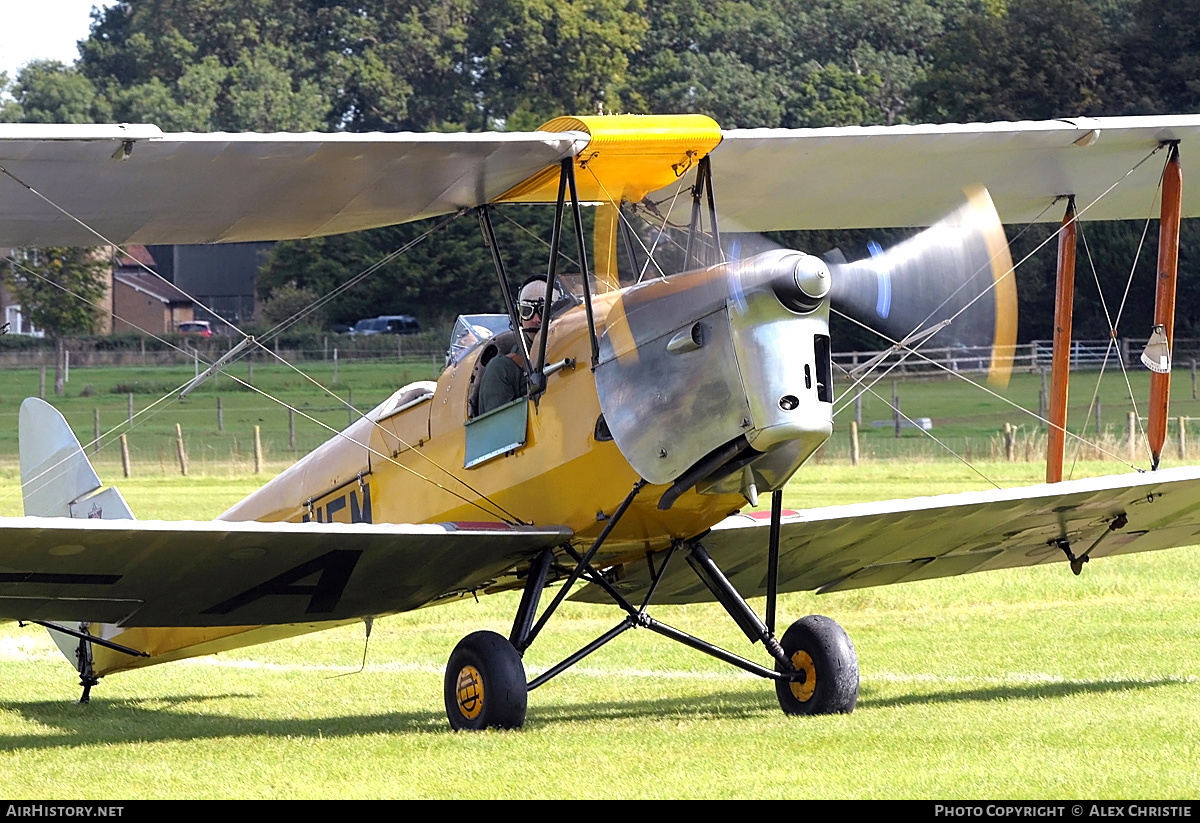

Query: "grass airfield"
left=1, top=464, right=1198, bottom=798
left=1, top=363, right=1199, bottom=797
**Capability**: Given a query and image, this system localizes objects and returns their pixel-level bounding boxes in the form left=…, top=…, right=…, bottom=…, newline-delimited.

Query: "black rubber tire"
left=444, top=630, right=528, bottom=731
left=775, top=615, right=859, bottom=716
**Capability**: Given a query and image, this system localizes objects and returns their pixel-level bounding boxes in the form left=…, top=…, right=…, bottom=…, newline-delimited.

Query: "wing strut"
left=1148, top=143, right=1183, bottom=470
left=1047, top=196, right=1078, bottom=483
left=682, top=155, right=723, bottom=270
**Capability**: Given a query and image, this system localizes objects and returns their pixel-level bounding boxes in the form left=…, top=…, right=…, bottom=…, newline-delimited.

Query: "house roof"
left=116, top=244, right=156, bottom=268
left=114, top=271, right=193, bottom=305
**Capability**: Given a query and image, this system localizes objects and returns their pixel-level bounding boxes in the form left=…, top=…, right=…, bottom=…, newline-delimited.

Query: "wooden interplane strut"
left=1149, top=144, right=1183, bottom=470
left=1047, top=197, right=1077, bottom=483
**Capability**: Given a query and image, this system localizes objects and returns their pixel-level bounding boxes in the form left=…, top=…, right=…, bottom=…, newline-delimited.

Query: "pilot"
left=477, top=276, right=567, bottom=414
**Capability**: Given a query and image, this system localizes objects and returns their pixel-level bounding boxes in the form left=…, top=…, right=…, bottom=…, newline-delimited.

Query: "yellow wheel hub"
left=789, top=651, right=817, bottom=702
left=455, top=665, right=484, bottom=720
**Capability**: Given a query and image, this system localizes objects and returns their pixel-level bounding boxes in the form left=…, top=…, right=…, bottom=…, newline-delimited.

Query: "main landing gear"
left=441, top=483, right=860, bottom=730
left=444, top=631, right=528, bottom=731
left=775, top=615, right=859, bottom=715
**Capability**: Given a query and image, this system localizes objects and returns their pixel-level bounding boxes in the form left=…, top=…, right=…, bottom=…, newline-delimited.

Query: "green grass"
left=1, top=363, right=1199, bottom=797
left=2, top=463, right=1198, bottom=798
left=0, top=359, right=441, bottom=503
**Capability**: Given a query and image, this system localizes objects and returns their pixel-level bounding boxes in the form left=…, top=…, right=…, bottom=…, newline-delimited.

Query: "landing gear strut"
left=441, top=484, right=861, bottom=730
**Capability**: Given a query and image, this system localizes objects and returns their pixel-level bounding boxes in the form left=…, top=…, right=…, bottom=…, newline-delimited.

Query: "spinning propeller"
left=824, top=187, right=1018, bottom=387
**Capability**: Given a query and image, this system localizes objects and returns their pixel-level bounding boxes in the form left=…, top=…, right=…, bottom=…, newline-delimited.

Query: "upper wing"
left=573, top=466, right=1200, bottom=604
left=0, top=125, right=587, bottom=245
left=3, top=115, right=1199, bottom=247
left=699, top=115, right=1200, bottom=230
left=0, top=517, right=569, bottom=626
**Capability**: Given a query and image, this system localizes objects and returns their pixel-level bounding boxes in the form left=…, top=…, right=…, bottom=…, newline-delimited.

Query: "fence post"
left=1004, top=422, right=1015, bottom=461
left=850, top=420, right=859, bottom=466
left=1128, top=411, right=1137, bottom=462
left=333, top=348, right=339, bottom=385
left=38, top=365, right=45, bottom=399
left=175, top=423, right=188, bottom=476
left=1179, top=416, right=1187, bottom=461
left=217, top=396, right=224, bottom=431
left=254, top=425, right=263, bottom=474
left=892, top=381, right=901, bottom=438
left=1038, top=369, right=1048, bottom=423
left=854, top=393, right=862, bottom=427
left=127, top=392, right=134, bottom=424
left=120, top=433, right=131, bottom=478
left=289, top=408, right=296, bottom=450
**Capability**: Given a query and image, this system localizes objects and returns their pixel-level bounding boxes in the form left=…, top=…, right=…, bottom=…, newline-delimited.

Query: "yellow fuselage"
left=91, top=293, right=749, bottom=676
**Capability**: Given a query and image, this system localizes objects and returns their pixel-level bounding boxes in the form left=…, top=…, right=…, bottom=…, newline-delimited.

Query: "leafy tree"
left=6, top=247, right=110, bottom=394
left=80, top=1, right=333, bottom=131
left=913, top=0, right=1128, bottom=122
left=256, top=207, right=575, bottom=329
left=470, top=0, right=648, bottom=128
left=0, top=61, right=111, bottom=124
left=258, top=281, right=324, bottom=331
left=1121, top=0, right=1200, bottom=114
left=788, top=0, right=975, bottom=124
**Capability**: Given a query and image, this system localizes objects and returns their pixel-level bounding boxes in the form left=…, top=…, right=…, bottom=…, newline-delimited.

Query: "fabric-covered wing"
left=0, top=517, right=569, bottom=626
left=0, top=125, right=587, bottom=245
left=573, top=467, right=1200, bottom=604
left=698, top=115, right=1200, bottom=230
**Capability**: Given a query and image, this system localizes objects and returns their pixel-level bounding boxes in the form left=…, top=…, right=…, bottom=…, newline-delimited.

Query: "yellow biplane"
left=4, top=113, right=1200, bottom=730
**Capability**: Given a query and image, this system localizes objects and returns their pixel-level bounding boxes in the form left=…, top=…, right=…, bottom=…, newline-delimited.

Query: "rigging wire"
left=1066, top=162, right=1165, bottom=479
left=580, top=165, right=689, bottom=283
left=255, top=212, right=463, bottom=343
left=837, top=143, right=1167, bottom=437
left=496, top=209, right=582, bottom=272
left=2, top=253, right=227, bottom=507
left=909, top=145, right=1167, bottom=349
left=831, top=360, right=1002, bottom=489
left=219, top=371, right=525, bottom=524
left=831, top=306, right=1143, bottom=472
left=0, top=163, right=247, bottom=344
left=0, top=179, right=525, bottom=523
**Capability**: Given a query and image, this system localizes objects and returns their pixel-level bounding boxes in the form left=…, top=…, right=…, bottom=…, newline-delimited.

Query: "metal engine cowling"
left=594, top=250, right=834, bottom=496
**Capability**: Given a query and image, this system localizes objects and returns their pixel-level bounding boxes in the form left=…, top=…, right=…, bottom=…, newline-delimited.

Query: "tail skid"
left=19, top=397, right=136, bottom=697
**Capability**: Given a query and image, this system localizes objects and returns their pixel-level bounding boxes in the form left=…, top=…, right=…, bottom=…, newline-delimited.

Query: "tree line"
left=2, top=0, right=1197, bottom=347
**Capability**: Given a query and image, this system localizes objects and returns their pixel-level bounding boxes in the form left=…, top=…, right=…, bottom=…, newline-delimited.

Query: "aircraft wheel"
left=775, top=615, right=859, bottom=716
left=444, top=630, right=527, bottom=731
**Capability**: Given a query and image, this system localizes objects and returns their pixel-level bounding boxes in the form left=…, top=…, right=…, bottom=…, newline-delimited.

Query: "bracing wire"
left=0, top=181, right=524, bottom=523
left=831, top=361, right=1002, bottom=489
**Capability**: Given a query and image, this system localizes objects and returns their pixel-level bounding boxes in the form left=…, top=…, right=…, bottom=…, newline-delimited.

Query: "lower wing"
left=574, top=467, right=1200, bottom=603
left=0, top=518, right=570, bottom=627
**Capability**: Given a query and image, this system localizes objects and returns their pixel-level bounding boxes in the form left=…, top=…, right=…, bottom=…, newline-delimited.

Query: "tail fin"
left=19, top=398, right=135, bottom=521
left=19, top=397, right=134, bottom=681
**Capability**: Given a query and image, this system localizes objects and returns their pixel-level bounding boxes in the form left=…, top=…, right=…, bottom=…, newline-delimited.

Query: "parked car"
left=178, top=320, right=213, bottom=338
left=349, top=315, right=421, bottom=335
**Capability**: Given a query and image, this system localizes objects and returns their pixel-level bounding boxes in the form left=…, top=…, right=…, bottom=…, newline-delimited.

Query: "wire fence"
left=9, top=336, right=1200, bottom=372
left=834, top=338, right=1200, bottom=377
